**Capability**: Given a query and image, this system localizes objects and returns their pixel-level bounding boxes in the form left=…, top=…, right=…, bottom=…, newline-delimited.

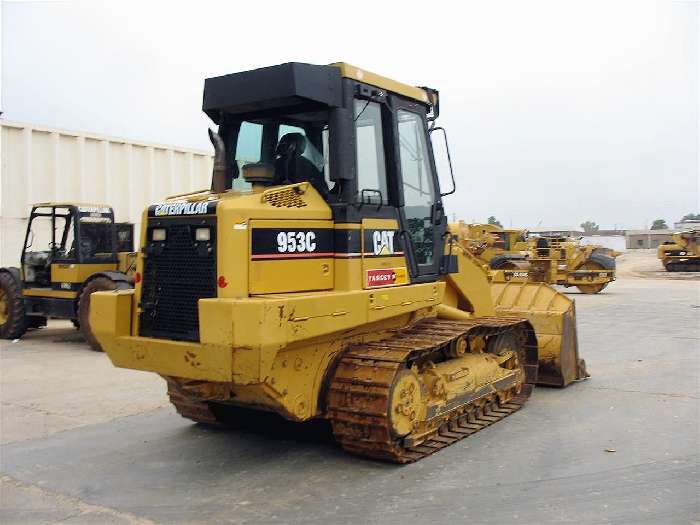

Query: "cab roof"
left=32, top=202, right=113, bottom=209
left=203, top=62, right=433, bottom=122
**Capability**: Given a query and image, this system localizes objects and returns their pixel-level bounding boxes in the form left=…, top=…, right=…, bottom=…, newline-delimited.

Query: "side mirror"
left=430, top=126, right=456, bottom=197
left=432, top=202, right=445, bottom=226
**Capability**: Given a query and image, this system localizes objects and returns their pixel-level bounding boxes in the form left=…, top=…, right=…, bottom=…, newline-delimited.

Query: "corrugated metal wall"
left=0, top=121, right=213, bottom=267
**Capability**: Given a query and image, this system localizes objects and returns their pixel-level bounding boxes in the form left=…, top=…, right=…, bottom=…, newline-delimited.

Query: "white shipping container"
left=0, top=121, right=213, bottom=267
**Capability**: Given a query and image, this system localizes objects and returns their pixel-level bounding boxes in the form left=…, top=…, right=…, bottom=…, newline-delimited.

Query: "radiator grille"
left=139, top=218, right=216, bottom=341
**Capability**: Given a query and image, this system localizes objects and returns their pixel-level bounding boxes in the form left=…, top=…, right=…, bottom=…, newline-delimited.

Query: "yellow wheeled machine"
left=0, top=203, right=135, bottom=350
left=458, top=223, right=530, bottom=269
left=91, top=62, right=587, bottom=462
left=461, top=223, right=617, bottom=294
left=658, top=230, right=700, bottom=271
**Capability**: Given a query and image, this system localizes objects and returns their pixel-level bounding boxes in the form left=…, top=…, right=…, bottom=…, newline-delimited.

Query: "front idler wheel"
left=388, top=369, right=423, bottom=438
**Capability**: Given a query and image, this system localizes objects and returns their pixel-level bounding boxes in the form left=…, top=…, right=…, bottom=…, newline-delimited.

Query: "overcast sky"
left=2, top=0, right=698, bottom=229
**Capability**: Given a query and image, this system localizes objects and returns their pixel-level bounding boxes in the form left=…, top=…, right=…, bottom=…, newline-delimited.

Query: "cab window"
left=397, top=109, right=436, bottom=265
left=354, top=100, right=388, bottom=204
left=231, top=122, right=262, bottom=191
left=229, top=116, right=329, bottom=197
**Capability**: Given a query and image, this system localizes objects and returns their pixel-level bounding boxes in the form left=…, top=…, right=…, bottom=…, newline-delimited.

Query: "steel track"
left=326, top=317, right=537, bottom=463
left=666, top=260, right=700, bottom=272
left=166, top=377, right=221, bottom=425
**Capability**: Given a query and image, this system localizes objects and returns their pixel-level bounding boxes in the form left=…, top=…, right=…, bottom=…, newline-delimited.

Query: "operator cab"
left=204, top=62, right=454, bottom=282
left=22, top=204, right=118, bottom=288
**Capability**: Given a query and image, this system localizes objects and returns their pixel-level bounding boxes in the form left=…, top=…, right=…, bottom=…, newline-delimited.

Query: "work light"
left=195, top=227, right=210, bottom=241
left=152, top=228, right=166, bottom=241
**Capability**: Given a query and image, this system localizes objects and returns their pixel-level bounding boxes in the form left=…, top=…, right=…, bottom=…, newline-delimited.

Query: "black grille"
left=139, top=218, right=216, bottom=341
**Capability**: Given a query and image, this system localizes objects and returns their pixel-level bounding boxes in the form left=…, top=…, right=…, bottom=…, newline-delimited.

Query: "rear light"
left=135, top=272, right=142, bottom=283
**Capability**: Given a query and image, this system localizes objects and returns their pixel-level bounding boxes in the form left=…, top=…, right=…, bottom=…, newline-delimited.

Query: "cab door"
left=21, top=205, right=75, bottom=288
left=394, top=103, right=446, bottom=281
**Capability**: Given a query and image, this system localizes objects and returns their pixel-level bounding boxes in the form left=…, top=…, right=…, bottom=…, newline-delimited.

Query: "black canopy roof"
left=203, top=62, right=343, bottom=123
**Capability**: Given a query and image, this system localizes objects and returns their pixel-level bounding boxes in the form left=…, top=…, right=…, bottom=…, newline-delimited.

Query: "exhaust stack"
left=208, top=128, right=227, bottom=193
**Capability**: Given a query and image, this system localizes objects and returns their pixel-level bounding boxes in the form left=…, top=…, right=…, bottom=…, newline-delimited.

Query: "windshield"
left=77, top=206, right=116, bottom=260
left=78, top=221, right=115, bottom=259
left=226, top=111, right=331, bottom=195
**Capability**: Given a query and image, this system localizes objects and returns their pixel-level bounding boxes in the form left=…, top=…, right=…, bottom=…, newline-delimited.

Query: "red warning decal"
left=366, top=267, right=408, bottom=288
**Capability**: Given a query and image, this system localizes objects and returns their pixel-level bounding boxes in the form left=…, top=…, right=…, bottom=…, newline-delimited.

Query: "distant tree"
left=680, top=213, right=700, bottom=222
left=487, top=216, right=503, bottom=227
left=580, top=221, right=599, bottom=233
left=650, top=219, right=668, bottom=230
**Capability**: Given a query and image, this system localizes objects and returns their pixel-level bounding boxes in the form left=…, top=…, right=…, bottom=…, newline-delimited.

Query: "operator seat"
left=274, top=133, right=329, bottom=198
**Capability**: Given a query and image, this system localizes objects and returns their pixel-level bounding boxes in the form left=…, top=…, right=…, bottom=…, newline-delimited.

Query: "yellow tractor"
left=461, top=223, right=617, bottom=294
left=91, top=63, right=587, bottom=462
left=0, top=203, right=135, bottom=350
left=657, top=229, right=700, bottom=271
left=459, top=223, right=529, bottom=268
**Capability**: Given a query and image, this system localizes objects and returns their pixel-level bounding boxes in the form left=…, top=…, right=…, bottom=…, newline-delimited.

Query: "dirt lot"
left=1, top=250, right=698, bottom=524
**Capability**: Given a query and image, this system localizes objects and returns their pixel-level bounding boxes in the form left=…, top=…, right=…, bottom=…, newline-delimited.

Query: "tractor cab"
left=22, top=203, right=118, bottom=289
left=203, top=62, right=454, bottom=283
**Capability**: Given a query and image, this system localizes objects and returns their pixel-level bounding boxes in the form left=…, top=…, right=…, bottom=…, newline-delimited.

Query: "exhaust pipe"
left=208, top=128, right=227, bottom=193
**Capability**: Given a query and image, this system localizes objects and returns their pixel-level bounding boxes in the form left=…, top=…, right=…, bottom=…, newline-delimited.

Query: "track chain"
left=326, top=317, right=536, bottom=463
left=666, top=261, right=700, bottom=272
left=165, top=377, right=221, bottom=425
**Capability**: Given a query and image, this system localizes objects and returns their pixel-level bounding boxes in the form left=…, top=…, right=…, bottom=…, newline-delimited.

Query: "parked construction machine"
left=463, top=223, right=617, bottom=294
left=459, top=223, right=529, bottom=268
left=91, top=63, right=587, bottom=462
left=0, top=203, right=135, bottom=350
left=658, top=230, right=700, bottom=271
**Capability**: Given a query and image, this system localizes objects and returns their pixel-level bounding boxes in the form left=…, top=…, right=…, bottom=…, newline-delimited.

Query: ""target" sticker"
left=366, top=267, right=409, bottom=288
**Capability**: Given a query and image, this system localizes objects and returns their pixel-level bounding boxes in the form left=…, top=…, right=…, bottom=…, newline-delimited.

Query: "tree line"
left=483, top=213, right=700, bottom=233
left=648, top=213, right=700, bottom=231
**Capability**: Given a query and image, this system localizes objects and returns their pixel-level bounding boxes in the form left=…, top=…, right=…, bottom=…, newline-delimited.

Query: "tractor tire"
left=77, top=276, right=130, bottom=352
left=576, top=282, right=608, bottom=294
left=0, top=272, right=28, bottom=340
left=490, top=255, right=523, bottom=270
left=588, top=252, right=616, bottom=270
left=575, top=256, right=613, bottom=294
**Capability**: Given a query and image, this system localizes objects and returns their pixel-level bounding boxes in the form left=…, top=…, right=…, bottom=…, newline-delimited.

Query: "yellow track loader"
left=91, top=63, right=587, bottom=462
left=0, top=203, right=135, bottom=350
left=658, top=229, right=700, bottom=271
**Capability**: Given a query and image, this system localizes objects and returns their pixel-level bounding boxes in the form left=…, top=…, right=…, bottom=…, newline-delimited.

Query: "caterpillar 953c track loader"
left=0, top=203, right=135, bottom=350
left=91, top=63, right=587, bottom=462
left=658, top=229, right=700, bottom=271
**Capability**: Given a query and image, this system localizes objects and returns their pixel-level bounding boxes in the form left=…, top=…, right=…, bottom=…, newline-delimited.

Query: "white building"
left=673, top=220, right=700, bottom=230
left=625, top=230, right=674, bottom=249
left=1, top=121, right=213, bottom=267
